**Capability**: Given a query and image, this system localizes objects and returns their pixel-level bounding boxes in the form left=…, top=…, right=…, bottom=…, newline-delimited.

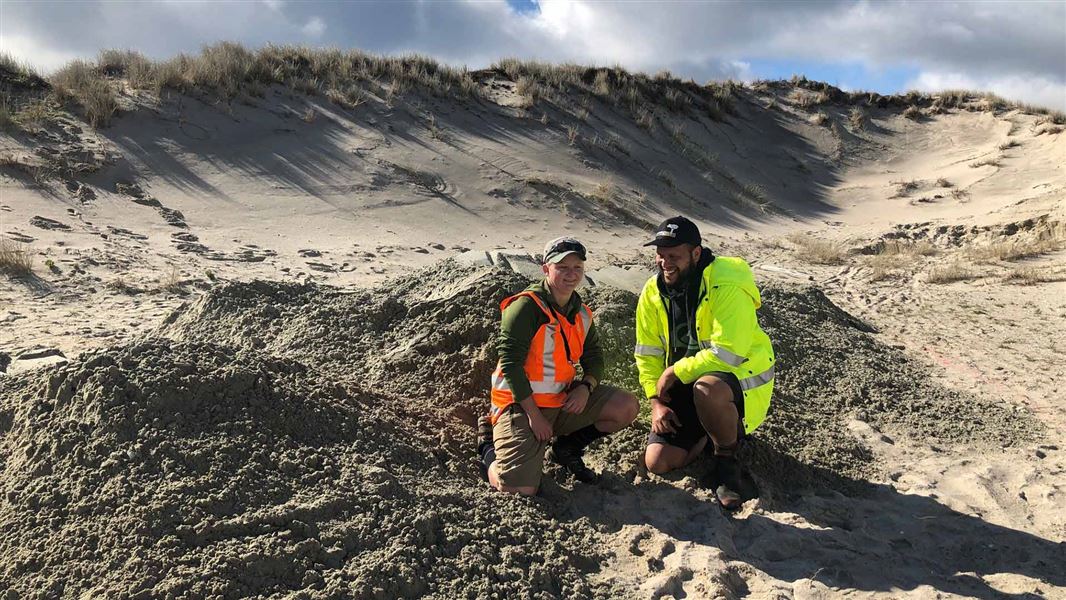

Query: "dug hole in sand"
left=1, top=260, right=1060, bottom=599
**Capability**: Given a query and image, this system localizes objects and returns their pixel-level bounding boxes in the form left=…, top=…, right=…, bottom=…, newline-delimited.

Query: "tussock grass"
left=891, top=179, right=920, bottom=197
left=926, top=262, right=976, bottom=284
left=1002, top=267, right=1066, bottom=285
left=969, top=156, right=1001, bottom=168
left=0, top=96, right=16, bottom=130
left=968, top=237, right=1063, bottom=263
left=0, top=238, right=34, bottom=276
left=809, top=112, right=829, bottom=127
left=998, top=140, right=1020, bottom=150
left=903, top=105, right=922, bottom=121
left=787, top=232, right=846, bottom=265
left=849, top=107, right=866, bottom=130
left=935, top=177, right=953, bottom=188
left=565, top=124, right=579, bottom=145
left=15, top=100, right=50, bottom=133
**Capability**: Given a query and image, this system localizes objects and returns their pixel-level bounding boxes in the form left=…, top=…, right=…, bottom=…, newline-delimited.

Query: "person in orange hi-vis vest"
left=475, top=237, right=639, bottom=495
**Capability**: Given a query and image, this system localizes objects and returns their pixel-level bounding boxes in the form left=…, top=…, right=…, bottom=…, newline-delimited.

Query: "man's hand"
left=651, top=399, right=682, bottom=435
left=562, top=383, right=590, bottom=414
left=527, top=407, right=554, bottom=442
left=655, top=366, right=679, bottom=402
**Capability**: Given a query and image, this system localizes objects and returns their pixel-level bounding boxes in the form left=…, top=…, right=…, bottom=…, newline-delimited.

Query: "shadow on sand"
left=550, top=440, right=1062, bottom=599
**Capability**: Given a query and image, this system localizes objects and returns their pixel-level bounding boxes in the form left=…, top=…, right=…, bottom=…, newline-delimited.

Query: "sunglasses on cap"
left=545, top=239, right=587, bottom=262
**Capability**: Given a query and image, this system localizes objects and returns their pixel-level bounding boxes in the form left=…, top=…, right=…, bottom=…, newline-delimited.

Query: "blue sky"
left=2, top=0, right=1064, bottom=110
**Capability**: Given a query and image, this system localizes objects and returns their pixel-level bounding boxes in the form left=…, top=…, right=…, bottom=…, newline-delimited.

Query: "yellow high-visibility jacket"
left=634, top=256, right=775, bottom=433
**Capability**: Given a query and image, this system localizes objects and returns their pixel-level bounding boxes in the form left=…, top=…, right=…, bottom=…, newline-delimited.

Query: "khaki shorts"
left=491, top=384, right=620, bottom=490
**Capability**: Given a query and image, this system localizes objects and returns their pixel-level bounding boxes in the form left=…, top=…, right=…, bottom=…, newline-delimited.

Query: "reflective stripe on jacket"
left=490, top=291, right=593, bottom=423
left=634, top=256, right=775, bottom=433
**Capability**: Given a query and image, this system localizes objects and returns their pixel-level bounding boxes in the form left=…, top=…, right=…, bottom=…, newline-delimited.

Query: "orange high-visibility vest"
left=489, top=290, right=593, bottom=424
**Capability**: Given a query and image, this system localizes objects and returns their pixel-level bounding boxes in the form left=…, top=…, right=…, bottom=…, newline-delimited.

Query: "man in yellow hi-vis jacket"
left=635, top=216, right=774, bottom=510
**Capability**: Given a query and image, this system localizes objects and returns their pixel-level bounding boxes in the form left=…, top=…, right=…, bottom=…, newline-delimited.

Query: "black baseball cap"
left=644, top=216, right=701, bottom=247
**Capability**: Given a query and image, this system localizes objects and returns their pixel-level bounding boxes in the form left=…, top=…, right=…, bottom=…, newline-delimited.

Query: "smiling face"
left=542, top=253, right=585, bottom=296
left=656, top=243, right=701, bottom=285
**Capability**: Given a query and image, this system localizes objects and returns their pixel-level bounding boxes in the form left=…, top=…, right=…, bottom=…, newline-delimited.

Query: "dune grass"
left=0, top=238, right=34, bottom=277
left=787, top=232, right=846, bottom=265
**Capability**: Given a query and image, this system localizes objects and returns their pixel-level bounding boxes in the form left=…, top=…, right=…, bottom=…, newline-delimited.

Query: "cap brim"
left=545, top=250, right=585, bottom=263
left=643, top=238, right=686, bottom=247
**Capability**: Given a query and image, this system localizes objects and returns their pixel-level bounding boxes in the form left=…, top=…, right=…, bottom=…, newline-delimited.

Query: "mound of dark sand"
left=0, top=260, right=1036, bottom=596
left=0, top=342, right=606, bottom=599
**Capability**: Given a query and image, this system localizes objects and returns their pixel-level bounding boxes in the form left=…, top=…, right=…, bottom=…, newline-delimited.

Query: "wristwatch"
left=572, top=380, right=593, bottom=393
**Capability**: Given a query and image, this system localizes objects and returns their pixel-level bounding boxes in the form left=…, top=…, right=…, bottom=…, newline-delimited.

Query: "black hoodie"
left=656, top=246, right=715, bottom=365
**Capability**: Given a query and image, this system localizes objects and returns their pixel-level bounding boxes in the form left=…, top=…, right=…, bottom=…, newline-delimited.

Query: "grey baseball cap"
left=543, top=237, right=587, bottom=264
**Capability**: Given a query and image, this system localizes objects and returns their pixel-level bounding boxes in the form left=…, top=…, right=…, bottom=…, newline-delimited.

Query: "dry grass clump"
left=12, top=100, right=51, bottom=133
left=880, top=239, right=937, bottom=256
left=591, top=181, right=618, bottom=204
left=951, top=188, right=970, bottom=202
left=787, top=232, right=846, bottom=265
left=1033, top=117, right=1063, bottom=136
left=1002, top=266, right=1066, bottom=285
left=926, top=262, right=976, bottom=284
left=809, top=112, right=829, bottom=127
left=0, top=238, right=34, bottom=276
left=0, top=97, right=13, bottom=130
left=849, top=107, right=866, bottom=130
left=969, top=156, right=1001, bottom=168
left=935, top=177, right=953, bottom=188
left=50, top=43, right=481, bottom=121
left=968, top=237, right=1063, bottom=263
left=565, top=124, right=579, bottom=145
left=50, top=59, right=119, bottom=127
left=862, top=239, right=937, bottom=281
left=903, top=105, right=922, bottom=121
left=998, top=140, right=1020, bottom=150
left=493, top=59, right=736, bottom=121
left=891, top=179, right=920, bottom=197
left=788, top=88, right=829, bottom=109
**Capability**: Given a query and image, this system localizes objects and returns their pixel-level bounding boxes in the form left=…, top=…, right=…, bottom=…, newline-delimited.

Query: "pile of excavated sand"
left=0, top=341, right=609, bottom=599
left=0, top=260, right=1036, bottom=597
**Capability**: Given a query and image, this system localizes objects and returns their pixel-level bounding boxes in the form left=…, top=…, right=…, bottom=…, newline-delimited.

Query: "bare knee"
left=614, top=391, right=639, bottom=424
left=693, top=376, right=735, bottom=410
left=644, top=446, right=680, bottom=475
left=599, top=390, right=639, bottom=431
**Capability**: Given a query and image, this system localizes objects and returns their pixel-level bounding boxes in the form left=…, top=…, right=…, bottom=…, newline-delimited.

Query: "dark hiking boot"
left=476, top=415, right=494, bottom=482
left=476, top=415, right=493, bottom=455
left=708, top=455, right=759, bottom=511
left=547, top=441, right=598, bottom=483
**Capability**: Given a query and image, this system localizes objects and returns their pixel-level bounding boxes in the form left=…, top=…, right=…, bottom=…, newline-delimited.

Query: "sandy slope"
left=2, top=74, right=1065, bottom=598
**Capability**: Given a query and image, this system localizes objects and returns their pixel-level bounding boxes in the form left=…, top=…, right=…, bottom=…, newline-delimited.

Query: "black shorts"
left=647, top=371, right=744, bottom=451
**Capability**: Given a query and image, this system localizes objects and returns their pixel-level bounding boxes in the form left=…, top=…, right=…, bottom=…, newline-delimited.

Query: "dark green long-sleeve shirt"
left=497, top=280, right=605, bottom=402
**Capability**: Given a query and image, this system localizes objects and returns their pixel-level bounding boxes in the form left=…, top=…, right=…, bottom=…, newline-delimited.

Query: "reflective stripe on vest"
left=739, top=365, right=774, bottom=391
left=697, top=340, right=748, bottom=366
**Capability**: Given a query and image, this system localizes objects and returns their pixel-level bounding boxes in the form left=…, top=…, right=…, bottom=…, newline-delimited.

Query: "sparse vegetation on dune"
left=926, top=262, right=977, bottom=284
left=21, top=43, right=1060, bottom=136
left=0, top=238, right=34, bottom=277
left=787, top=232, right=846, bottom=265
left=968, top=236, right=1064, bottom=263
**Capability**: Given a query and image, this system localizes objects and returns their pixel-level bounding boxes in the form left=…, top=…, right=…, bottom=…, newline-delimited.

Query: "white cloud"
left=0, top=33, right=81, bottom=73
left=301, top=16, right=326, bottom=38
left=907, top=71, right=1066, bottom=112
left=1, top=1, right=1062, bottom=109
